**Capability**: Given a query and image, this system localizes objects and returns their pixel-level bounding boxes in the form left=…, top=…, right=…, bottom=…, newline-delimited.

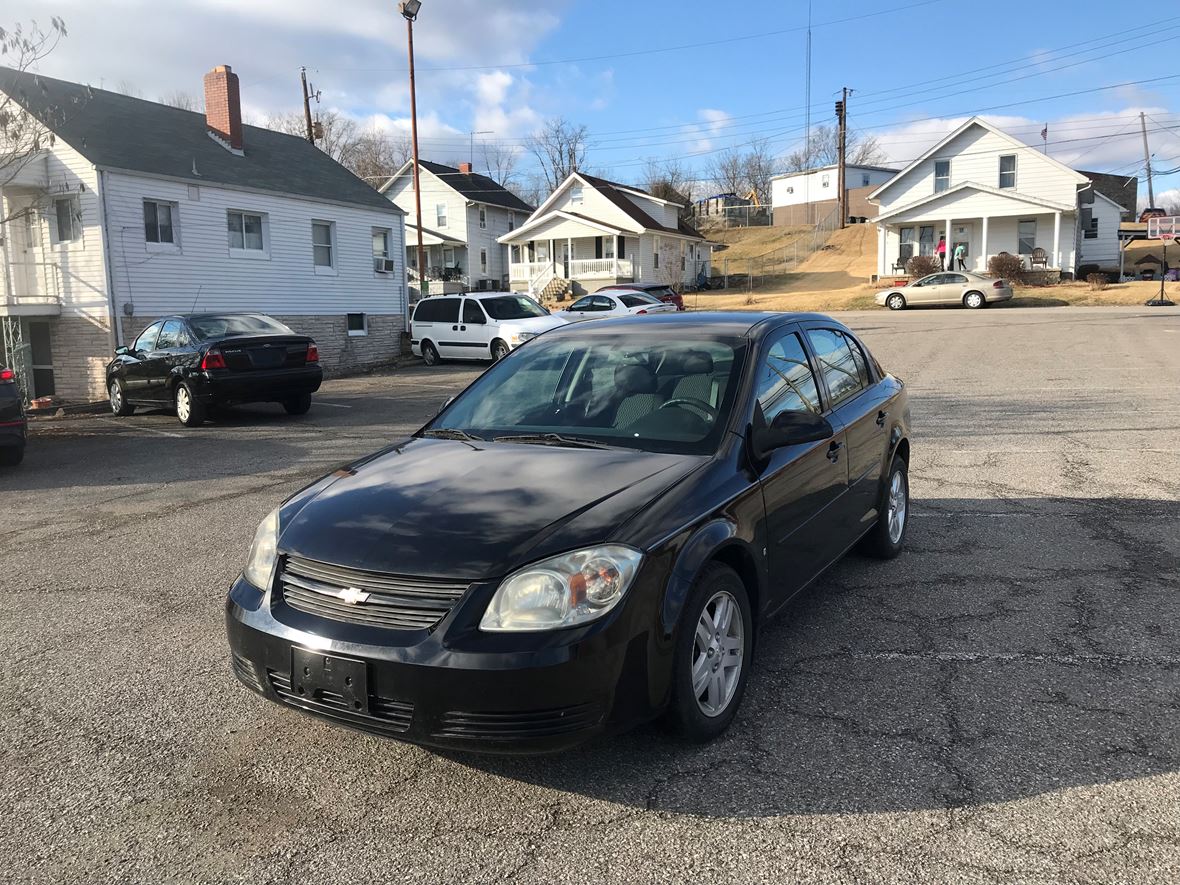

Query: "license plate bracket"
left=291, top=648, right=369, bottom=714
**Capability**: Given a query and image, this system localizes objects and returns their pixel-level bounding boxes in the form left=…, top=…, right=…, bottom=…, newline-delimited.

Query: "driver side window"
left=134, top=322, right=163, bottom=353
left=756, top=331, right=821, bottom=422
left=568, top=296, right=593, bottom=311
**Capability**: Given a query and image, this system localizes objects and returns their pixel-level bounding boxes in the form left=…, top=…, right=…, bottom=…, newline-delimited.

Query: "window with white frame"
left=999, top=155, right=1016, bottom=189
left=653, top=236, right=660, bottom=269
left=478, top=206, right=487, bottom=229
left=227, top=210, right=266, bottom=254
left=372, top=228, right=392, bottom=272
left=604, top=235, right=615, bottom=259
left=821, top=174, right=830, bottom=188
left=480, top=248, right=488, bottom=274
left=312, top=220, right=335, bottom=269
left=1018, top=219, right=1037, bottom=253
left=934, top=160, right=950, bottom=193
left=436, top=203, right=447, bottom=227
left=347, top=313, right=368, bottom=336
left=861, top=173, right=871, bottom=187
left=143, top=200, right=176, bottom=245
left=508, top=212, right=515, bottom=231
left=1082, top=207, right=1098, bottom=239
left=570, top=186, right=584, bottom=205
left=53, top=196, right=81, bottom=243
left=443, top=246, right=455, bottom=267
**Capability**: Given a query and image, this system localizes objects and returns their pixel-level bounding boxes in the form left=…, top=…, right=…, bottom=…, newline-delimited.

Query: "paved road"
left=3, top=306, right=1179, bottom=884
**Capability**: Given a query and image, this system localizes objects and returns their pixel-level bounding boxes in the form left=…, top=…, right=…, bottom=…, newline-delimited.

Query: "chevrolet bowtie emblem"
left=338, top=587, right=370, bottom=605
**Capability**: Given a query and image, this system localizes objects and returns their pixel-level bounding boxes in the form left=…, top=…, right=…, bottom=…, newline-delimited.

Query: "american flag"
left=1041, top=124, right=1048, bottom=142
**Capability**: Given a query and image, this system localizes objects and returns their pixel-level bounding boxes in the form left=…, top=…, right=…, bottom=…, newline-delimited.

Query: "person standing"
left=936, top=235, right=947, bottom=270
left=954, top=241, right=967, bottom=270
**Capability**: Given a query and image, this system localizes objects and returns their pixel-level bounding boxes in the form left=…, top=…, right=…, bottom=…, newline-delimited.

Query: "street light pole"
left=400, top=0, right=427, bottom=298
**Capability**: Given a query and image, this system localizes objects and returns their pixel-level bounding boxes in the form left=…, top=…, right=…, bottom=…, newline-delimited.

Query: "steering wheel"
left=657, top=397, right=717, bottom=422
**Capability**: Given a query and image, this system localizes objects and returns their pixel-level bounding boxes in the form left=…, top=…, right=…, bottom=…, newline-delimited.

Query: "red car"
left=596, top=282, right=684, bottom=311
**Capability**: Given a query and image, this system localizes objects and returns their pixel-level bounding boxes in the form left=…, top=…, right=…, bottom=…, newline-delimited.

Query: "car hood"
left=499, top=314, right=568, bottom=334
left=278, top=438, right=703, bottom=579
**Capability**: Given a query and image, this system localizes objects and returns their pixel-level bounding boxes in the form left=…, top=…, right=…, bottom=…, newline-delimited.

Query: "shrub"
left=904, top=255, right=940, bottom=278
left=987, top=252, right=1025, bottom=282
left=1087, top=272, right=1108, bottom=291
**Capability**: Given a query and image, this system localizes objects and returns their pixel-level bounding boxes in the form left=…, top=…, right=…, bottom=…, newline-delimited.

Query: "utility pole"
left=400, top=1, right=428, bottom=297
left=300, top=67, right=314, bottom=143
left=469, top=130, right=493, bottom=168
left=836, top=88, right=848, bottom=230
left=1140, top=111, right=1155, bottom=209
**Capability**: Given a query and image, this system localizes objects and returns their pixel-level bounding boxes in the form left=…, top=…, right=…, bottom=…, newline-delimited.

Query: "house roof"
left=770, top=163, right=897, bottom=181
left=577, top=173, right=702, bottom=238
left=497, top=209, right=629, bottom=244
left=0, top=66, right=398, bottom=212
left=380, top=160, right=533, bottom=213
left=868, top=116, right=1089, bottom=201
left=870, top=181, right=1076, bottom=223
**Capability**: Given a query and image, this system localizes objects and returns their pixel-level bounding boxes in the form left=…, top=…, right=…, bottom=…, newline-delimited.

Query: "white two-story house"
left=499, top=172, right=711, bottom=299
left=0, top=64, right=405, bottom=403
left=869, top=117, right=1127, bottom=279
left=380, top=160, right=533, bottom=295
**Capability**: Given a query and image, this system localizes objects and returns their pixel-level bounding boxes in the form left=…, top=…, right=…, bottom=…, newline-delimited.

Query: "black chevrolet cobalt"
left=226, top=312, right=911, bottom=752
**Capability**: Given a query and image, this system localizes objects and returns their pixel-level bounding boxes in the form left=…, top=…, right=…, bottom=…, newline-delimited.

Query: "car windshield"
left=479, top=296, right=549, bottom=320
left=427, top=331, right=746, bottom=455
left=618, top=293, right=659, bottom=308
left=189, top=314, right=294, bottom=339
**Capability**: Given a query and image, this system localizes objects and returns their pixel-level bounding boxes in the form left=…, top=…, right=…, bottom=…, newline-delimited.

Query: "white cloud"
left=685, top=108, right=734, bottom=152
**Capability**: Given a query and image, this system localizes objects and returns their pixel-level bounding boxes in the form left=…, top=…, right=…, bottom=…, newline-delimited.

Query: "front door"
left=453, top=298, right=492, bottom=359
left=27, top=321, right=55, bottom=398
left=752, top=326, right=850, bottom=604
left=561, top=242, right=571, bottom=277
left=951, top=222, right=972, bottom=270
left=16, top=209, right=40, bottom=298
left=123, top=321, right=163, bottom=401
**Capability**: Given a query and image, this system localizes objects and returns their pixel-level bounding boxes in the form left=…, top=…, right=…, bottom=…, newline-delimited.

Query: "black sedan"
left=107, top=313, right=322, bottom=426
left=226, top=312, right=911, bottom=752
left=0, top=366, right=27, bottom=466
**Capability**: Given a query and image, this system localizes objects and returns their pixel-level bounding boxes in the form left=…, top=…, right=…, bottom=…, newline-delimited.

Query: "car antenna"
left=189, top=284, right=203, bottom=314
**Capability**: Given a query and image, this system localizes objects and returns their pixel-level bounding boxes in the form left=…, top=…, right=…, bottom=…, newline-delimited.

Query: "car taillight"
left=306, top=343, right=319, bottom=363
left=636, top=309, right=648, bottom=315
left=200, top=349, right=227, bottom=370
left=993, top=280, right=1005, bottom=288
left=0, top=368, right=14, bottom=383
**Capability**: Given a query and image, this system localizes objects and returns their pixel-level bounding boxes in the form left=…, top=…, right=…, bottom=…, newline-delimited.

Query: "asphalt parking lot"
left=3, top=305, right=1180, bottom=884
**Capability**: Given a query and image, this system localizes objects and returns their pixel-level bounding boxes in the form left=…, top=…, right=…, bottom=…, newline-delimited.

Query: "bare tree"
left=643, top=158, right=695, bottom=219
left=526, top=117, right=589, bottom=190
left=742, top=138, right=776, bottom=206
left=267, top=108, right=360, bottom=168
left=517, top=171, right=551, bottom=208
left=114, top=79, right=143, bottom=99
left=159, top=90, right=201, bottom=112
left=705, top=147, right=748, bottom=197
left=784, top=124, right=886, bottom=171
left=481, top=141, right=518, bottom=187
left=349, top=128, right=405, bottom=185
left=0, top=17, right=68, bottom=227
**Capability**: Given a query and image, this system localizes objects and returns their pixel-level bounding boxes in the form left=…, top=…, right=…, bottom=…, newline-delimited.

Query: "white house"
left=380, top=160, right=533, bottom=295
left=868, top=117, right=1127, bottom=278
left=499, top=172, right=710, bottom=299
left=0, top=64, right=405, bottom=403
left=771, top=164, right=897, bottom=226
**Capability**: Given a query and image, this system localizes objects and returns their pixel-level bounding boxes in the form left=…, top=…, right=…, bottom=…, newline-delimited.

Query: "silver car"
left=875, top=271, right=1014, bottom=310
left=559, top=290, right=678, bottom=322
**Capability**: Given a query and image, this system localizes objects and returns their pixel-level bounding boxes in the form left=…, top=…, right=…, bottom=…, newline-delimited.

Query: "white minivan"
left=410, top=292, right=568, bottom=365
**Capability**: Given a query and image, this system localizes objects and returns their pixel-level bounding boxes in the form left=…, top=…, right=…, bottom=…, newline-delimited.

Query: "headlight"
left=243, top=506, right=280, bottom=590
left=509, top=331, right=535, bottom=344
left=480, top=545, right=643, bottom=632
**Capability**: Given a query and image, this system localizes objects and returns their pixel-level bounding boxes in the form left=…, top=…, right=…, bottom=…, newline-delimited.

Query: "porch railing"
left=510, top=258, right=635, bottom=281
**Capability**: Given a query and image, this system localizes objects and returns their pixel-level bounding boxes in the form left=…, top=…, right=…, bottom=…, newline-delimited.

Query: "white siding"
left=385, top=168, right=467, bottom=244
left=103, top=171, right=405, bottom=319
left=550, top=180, right=638, bottom=231
left=772, top=166, right=894, bottom=208
left=876, top=125, right=1079, bottom=212
left=1076, top=197, right=1121, bottom=267
left=466, top=203, right=517, bottom=285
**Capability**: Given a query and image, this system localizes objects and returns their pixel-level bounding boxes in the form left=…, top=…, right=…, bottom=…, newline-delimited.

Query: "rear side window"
left=414, top=298, right=460, bottom=324
left=462, top=300, right=486, bottom=324
left=806, top=329, right=867, bottom=408
left=155, top=320, right=186, bottom=349
left=618, top=294, right=650, bottom=308
left=755, top=331, right=821, bottom=421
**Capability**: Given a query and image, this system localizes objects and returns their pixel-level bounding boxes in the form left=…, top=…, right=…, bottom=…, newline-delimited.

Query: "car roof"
left=426, top=291, right=526, bottom=300
left=544, top=311, right=844, bottom=338
left=598, top=281, right=672, bottom=291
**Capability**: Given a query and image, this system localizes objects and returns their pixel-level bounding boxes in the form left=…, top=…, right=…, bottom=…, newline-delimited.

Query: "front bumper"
left=199, top=366, right=323, bottom=405
left=225, top=571, right=666, bottom=753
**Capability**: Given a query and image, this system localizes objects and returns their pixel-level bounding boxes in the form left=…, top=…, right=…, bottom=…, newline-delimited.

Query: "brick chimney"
left=459, top=162, right=472, bottom=175
left=203, top=65, right=243, bottom=151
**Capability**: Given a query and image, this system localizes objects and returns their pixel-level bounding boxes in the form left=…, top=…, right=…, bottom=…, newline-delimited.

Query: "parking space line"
left=314, top=402, right=353, bottom=408
left=97, top=418, right=184, bottom=438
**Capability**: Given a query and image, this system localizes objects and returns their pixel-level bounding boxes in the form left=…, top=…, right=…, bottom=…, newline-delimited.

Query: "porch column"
left=981, top=216, right=989, bottom=272
left=945, top=218, right=953, bottom=270
left=566, top=236, right=572, bottom=276
left=877, top=224, right=886, bottom=277
left=1052, top=211, right=1061, bottom=270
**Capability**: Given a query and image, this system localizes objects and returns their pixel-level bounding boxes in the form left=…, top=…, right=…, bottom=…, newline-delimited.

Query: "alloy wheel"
left=691, top=590, right=744, bottom=718
left=965, top=292, right=984, bottom=309
left=109, top=382, right=122, bottom=414
left=887, top=470, right=908, bottom=544
left=887, top=294, right=905, bottom=310
left=176, top=387, right=191, bottom=422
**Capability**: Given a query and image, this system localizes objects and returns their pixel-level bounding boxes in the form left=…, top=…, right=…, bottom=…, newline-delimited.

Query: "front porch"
left=508, top=235, right=638, bottom=297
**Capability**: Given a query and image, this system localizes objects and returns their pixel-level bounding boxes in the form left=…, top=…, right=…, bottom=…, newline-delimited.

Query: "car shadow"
left=443, top=495, right=1180, bottom=817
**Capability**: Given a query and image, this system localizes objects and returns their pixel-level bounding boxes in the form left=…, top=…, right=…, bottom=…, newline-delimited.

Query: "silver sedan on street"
left=875, top=271, right=1014, bottom=310
left=559, top=290, right=678, bottom=322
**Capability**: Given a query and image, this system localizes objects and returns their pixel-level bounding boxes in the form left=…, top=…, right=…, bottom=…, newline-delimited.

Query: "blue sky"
left=11, top=0, right=1180, bottom=206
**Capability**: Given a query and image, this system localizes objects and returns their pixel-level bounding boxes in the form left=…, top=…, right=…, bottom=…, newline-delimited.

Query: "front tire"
left=491, top=339, right=510, bottom=361
left=0, top=445, right=23, bottom=467
left=421, top=341, right=440, bottom=367
left=963, top=291, right=985, bottom=309
left=284, top=394, right=311, bottom=415
left=668, top=562, right=753, bottom=742
left=109, top=379, right=135, bottom=416
left=886, top=293, right=906, bottom=311
left=174, top=382, right=206, bottom=427
left=861, top=456, right=909, bottom=559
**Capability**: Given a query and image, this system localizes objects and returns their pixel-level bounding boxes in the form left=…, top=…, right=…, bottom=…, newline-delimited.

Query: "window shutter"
left=617, top=236, right=625, bottom=259
left=595, top=236, right=603, bottom=259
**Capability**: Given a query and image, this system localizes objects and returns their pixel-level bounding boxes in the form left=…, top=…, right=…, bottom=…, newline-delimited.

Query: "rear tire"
left=667, top=562, right=753, bottom=742
left=491, top=339, right=510, bottom=361
left=963, top=291, right=985, bottom=309
left=0, top=445, right=23, bottom=467
left=284, top=394, right=312, bottom=415
left=860, top=456, right=909, bottom=559
left=886, top=293, right=906, bottom=311
left=109, top=379, right=135, bottom=416
left=174, top=382, right=206, bottom=427
left=421, top=341, right=440, bottom=367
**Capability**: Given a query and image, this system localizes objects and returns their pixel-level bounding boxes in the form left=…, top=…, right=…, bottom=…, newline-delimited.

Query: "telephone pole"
left=1140, top=111, right=1155, bottom=209
left=400, top=1, right=428, bottom=296
left=836, top=87, right=848, bottom=230
left=300, top=67, right=314, bottom=143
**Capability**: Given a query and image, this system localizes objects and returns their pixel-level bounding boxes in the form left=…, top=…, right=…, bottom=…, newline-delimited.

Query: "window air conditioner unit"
left=374, top=257, right=396, bottom=273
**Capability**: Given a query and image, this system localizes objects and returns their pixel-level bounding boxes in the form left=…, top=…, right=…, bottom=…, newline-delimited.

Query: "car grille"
left=433, top=703, right=604, bottom=741
left=230, top=653, right=266, bottom=694
left=278, top=555, right=470, bottom=631
left=267, top=669, right=414, bottom=735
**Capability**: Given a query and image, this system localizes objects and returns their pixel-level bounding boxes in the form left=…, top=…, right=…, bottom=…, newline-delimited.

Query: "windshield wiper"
left=494, top=433, right=614, bottom=450
left=421, top=428, right=484, bottom=441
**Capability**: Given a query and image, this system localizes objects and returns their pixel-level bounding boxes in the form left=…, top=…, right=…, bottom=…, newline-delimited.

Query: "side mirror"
left=751, top=410, right=833, bottom=458
left=115, top=346, right=130, bottom=356
left=438, top=395, right=455, bottom=415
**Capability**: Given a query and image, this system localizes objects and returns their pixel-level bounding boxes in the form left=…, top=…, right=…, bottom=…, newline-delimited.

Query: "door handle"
left=876, top=410, right=888, bottom=427
left=827, top=441, right=843, bottom=462
left=452, top=325, right=459, bottom=331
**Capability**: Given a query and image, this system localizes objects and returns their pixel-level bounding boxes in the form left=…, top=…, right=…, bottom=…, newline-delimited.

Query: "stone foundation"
left=48, top=314, right=116, bottom=403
